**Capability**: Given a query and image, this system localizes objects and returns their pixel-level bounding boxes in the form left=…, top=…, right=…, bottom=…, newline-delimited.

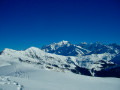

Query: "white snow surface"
left=0, top=57, right=119, bottom=90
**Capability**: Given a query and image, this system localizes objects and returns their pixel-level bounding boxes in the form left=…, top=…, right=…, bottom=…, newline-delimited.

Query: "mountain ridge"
left=0, top=40, right=120, bottom=78
left=42, top=40, right=120, bottom=56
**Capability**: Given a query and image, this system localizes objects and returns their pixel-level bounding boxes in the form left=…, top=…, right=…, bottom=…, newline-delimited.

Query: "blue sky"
left=0, top=0, right=120, bottom=51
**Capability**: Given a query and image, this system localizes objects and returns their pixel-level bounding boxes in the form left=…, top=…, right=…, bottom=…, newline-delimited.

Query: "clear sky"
left=0, top=0, right=120, bottom=51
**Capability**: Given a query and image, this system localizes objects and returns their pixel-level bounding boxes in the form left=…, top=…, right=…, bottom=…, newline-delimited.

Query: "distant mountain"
left=41, top=40, right=91, bottom=56
left=42, top=41, right=120, bottom=56
left=111, top=54, right=120, bottom=65
left=109, top=43, right=120, bottom=51
left=79, top=42, right=120, bottom=54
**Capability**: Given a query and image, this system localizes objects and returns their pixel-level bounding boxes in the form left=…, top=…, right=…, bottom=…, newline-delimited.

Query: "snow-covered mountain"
left=0, top=41, right=120, bottom=78
left=41, top=40, right=91, bottom=56
left=0, top=47, right=73, bottom=71
left=79, top=42, right=120, bottom=54
left=42, top=41, right=120, bottom=56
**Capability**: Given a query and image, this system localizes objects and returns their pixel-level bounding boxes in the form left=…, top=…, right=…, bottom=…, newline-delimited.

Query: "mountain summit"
left=41, top=40, right=90, bottom=56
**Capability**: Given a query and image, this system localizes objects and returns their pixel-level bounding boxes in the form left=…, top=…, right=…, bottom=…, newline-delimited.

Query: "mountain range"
left=0, top=40, right=120, bottom=78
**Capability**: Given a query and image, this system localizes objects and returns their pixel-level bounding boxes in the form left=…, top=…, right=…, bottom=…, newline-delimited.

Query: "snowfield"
left=0, top=69, right=120, bottom=90
left=9, top=70, right=120, bottom=90
left=0, top=57, right=120, bottom=90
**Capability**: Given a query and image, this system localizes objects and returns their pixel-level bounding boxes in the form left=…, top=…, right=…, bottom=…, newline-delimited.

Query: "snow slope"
left=0, top=59, right=119, bottom=90
left=9, top=70, right=120, bottom=90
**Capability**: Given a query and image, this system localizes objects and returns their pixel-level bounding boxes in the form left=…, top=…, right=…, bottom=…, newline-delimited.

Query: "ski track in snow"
left=0, top=76, right=24, bottom=90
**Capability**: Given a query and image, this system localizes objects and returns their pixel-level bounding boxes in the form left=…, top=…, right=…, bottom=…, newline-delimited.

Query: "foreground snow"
left=11, top=70, right=120, bottom=90
left=0, top=67, right=120, bottom=90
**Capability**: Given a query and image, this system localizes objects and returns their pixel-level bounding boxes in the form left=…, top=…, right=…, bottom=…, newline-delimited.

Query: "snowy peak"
left=42, top=40, right=71, bottom=52
left=51, top=40, right=71, bottom=48
left=25, top=47, right=42, bottom=52
left=57, top=40, right=71, bottom=46
left=3, top=48, right=16, bottom=52
left=1, top=47, right=42, bottom=55
left=26, top=46, right=39, bottom=50
left=41, top=41, right=90, bottom=56
left=79, top=42, right=120, bottom=54
left=0, top=48, right=18, bottom=56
